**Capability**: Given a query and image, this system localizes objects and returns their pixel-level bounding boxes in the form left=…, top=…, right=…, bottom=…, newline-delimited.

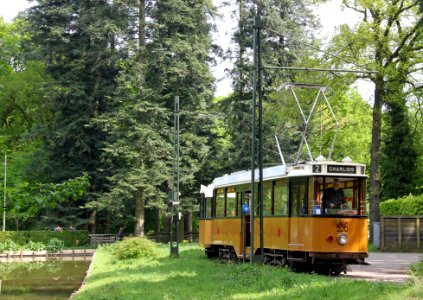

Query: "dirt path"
left=347, top=252, right=423, bottom=283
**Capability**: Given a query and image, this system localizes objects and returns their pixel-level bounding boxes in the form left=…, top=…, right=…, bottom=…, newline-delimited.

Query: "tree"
left=329, top=0, right=423, bottom=237
left=147, top=0, right=216, bottom=236
left=26, top=0, right=132, bottom=231
left=217, top=0, right=318, bottom=171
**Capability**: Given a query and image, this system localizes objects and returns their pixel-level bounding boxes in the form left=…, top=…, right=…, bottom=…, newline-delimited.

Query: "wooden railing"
left=147, top=232, right=199, bottom=243
left=88, top=234, right=117, bottom=246
left=381, top=216, right=422, bottom=251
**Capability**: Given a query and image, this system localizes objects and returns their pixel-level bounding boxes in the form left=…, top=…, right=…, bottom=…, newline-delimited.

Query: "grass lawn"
left=73, top=243, right=423, bottom=300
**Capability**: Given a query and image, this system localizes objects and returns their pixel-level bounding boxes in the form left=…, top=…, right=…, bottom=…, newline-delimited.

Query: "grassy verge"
left=74, top=243, right=422, bottom=300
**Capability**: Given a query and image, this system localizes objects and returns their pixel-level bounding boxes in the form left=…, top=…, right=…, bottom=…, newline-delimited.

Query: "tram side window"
left=215, top=189, right=225, bottom=217
left=274, top=181, right=288, bottom=216
left=263, top=183, right=273, bottom=216
left=226, top=188, right=236, bottom=217
left=290, top=179, right=308, bottom=216
left=206, top=197, right=212, bottom=218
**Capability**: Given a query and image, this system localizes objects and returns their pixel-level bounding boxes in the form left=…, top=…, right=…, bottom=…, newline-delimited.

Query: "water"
left=0, top=258, right=90, bottom=300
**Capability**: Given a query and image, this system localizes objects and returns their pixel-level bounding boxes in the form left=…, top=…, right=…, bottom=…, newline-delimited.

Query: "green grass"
left=74, top=243, right=423, bottom=300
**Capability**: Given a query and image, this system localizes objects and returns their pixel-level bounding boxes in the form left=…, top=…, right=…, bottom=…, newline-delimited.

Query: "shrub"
left=27, top=241, right=46, bottom=251
left=111, top=237, right=159, bottom=260
left=0, top=230, right=88, bottom=247
left=380, top=194, right=423, bottom=216
left=46, top=238, right=64, bottom=253
left=410, top=260, right=423, bottom=279
left=0, top=239, right=21, bottom=253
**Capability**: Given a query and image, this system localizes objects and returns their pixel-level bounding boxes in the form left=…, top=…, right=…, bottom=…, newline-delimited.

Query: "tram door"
left=241, top=192, right=251, bottom=253
left=288, top=178, right=308, bottom=249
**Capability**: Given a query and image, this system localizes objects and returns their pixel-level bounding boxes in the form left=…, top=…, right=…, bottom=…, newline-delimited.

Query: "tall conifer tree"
left=147, top=0, right=215, bottom=234
left=26, top=0, right=130, bottom=230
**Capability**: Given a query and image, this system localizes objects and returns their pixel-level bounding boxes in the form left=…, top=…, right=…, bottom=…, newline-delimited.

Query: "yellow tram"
left=199, top=157, right=368, bottom=274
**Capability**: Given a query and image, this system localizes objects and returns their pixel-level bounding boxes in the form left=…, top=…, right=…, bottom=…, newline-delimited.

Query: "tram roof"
left=211, top=160, right=366, bottom=189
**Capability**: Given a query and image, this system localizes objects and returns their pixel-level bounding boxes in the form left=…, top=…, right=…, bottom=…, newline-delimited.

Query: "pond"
left=0, top=258, right=90, bottom=300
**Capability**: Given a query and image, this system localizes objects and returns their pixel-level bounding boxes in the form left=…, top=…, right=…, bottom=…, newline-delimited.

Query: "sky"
left=0, top=0, right=373, bottom=99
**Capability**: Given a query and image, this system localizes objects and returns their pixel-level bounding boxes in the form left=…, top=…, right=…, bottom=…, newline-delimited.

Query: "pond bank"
left=69, top=251, right=97, bottom=299
left=0, top=249, right=95, bottom=262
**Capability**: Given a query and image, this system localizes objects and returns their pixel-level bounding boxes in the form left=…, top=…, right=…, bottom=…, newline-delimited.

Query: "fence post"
left=381, top=216, right=385, bottom=251
left=397, top=217, right=402, bottom=249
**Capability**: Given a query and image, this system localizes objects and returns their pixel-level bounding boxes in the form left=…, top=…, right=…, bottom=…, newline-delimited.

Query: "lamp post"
left=2, top=155, right=6, bottom=232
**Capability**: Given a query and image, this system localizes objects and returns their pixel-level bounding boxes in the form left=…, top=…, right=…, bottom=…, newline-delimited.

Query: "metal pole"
left=250, top=16, right=263, bottom=263
left=170, top=96, right=180, bottom=257
left=257, top=16, right=264, bottom=261
left=3, top=155, right=6, bottom=232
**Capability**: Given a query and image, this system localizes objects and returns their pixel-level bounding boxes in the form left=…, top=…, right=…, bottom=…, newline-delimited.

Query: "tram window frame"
left=263, top=182, right=273, bottom=216
left=206, top=197, right=212, bottom=218
left=274, top=179, right=288, bottom=216
left=318, top=177, right=362, bottom=216
left=215, top=188, right=225, bottom=218
left=226, top=187, right=237, bottom=217
left=289, top=178, right=308, bottom=217
left=236, top=192, right=243, bottom=217
left=200, top=194, right=205, bottom=219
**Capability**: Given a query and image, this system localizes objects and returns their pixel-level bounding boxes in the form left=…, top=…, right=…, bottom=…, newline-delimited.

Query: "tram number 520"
left=337, top=224, right=348, bottom=232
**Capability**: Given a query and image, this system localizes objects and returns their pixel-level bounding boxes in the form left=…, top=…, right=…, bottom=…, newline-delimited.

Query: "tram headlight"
left=337, top=233, right=348, bottom=245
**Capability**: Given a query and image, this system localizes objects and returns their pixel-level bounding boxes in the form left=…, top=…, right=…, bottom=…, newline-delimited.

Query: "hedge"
left=0, top=230, right=88, bottom=247
left=380, top=194, right=423, bottom=216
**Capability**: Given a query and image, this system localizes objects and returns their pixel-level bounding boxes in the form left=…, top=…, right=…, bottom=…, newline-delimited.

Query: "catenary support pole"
left=170, top=96, right=180, bottom=257
left=251, top=15, right=263, bottom=263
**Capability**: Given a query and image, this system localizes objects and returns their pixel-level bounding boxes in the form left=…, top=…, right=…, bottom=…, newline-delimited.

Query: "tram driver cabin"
left=199, top=158, right=368, bottom=274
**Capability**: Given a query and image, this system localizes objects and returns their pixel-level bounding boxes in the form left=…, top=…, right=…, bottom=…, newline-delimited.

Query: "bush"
left=111, top=237, right=159, bottom=260
left=410, top=260, right=423, bottom=279
left=27, top=241, right=46, bottom=251
left=0, top=239, right=21, bottom=253
left=380, top=194, right=423, bottom=216
left=46, top=238, right=64, bottom=253
left=0, top=230, right=88, bottom=247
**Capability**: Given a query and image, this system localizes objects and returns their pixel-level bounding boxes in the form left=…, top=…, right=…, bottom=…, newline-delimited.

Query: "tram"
left=199, top=157, right=368, bottom=274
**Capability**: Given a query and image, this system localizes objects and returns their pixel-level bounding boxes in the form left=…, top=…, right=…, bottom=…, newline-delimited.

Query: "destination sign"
left=327, top=165, right=356, bottom=174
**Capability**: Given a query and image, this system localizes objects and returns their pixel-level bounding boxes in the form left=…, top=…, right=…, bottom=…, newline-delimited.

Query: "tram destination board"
left=327, top=165, right=356, bottom=174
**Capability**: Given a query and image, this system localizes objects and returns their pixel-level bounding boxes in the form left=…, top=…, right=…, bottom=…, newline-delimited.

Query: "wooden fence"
left=147, top=232, right=199, bottom=243
left=88, top=234, right=117, bottom=246
left=381, top=216, right=423, bottom=251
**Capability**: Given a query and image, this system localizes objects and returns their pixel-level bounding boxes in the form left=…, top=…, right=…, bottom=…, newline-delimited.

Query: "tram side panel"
left=264, top=217, right=289, bottom=251
left=199, top=219, right=212, bottom=248
left=249, top=216, right=367, bottom=257
left=209, top=218, right=242, bottom=254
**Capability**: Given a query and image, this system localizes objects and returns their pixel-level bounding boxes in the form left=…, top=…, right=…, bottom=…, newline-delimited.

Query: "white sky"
left=0, top=0, right=374, bottom=100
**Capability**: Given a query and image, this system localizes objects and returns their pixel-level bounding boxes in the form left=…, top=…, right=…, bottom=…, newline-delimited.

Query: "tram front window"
left=313, top=177, right=362, bottom=215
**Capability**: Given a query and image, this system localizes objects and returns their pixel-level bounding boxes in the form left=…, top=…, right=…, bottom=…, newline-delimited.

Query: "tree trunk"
left=164, top=213, right=171, bottom=243
left=139, top=0, right=146, bottom=84
left=134, top=188, right=144, bottom=237
left=369, top=76, right=383, bottom=242
left=88, top=210, right=96, bottom=234
left=178, top=212, right=184, bottom=243
left=238, top=0, right=244, bottom=95
left=186, top=209, right=193, bottom=242
left=104, top=210, right=110, bottom=234
left=155, top=209, right=161, bottom=234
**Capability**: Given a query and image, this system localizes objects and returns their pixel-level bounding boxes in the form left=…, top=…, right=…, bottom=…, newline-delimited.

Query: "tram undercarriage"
left=206, top=245, right=367, bottom=276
